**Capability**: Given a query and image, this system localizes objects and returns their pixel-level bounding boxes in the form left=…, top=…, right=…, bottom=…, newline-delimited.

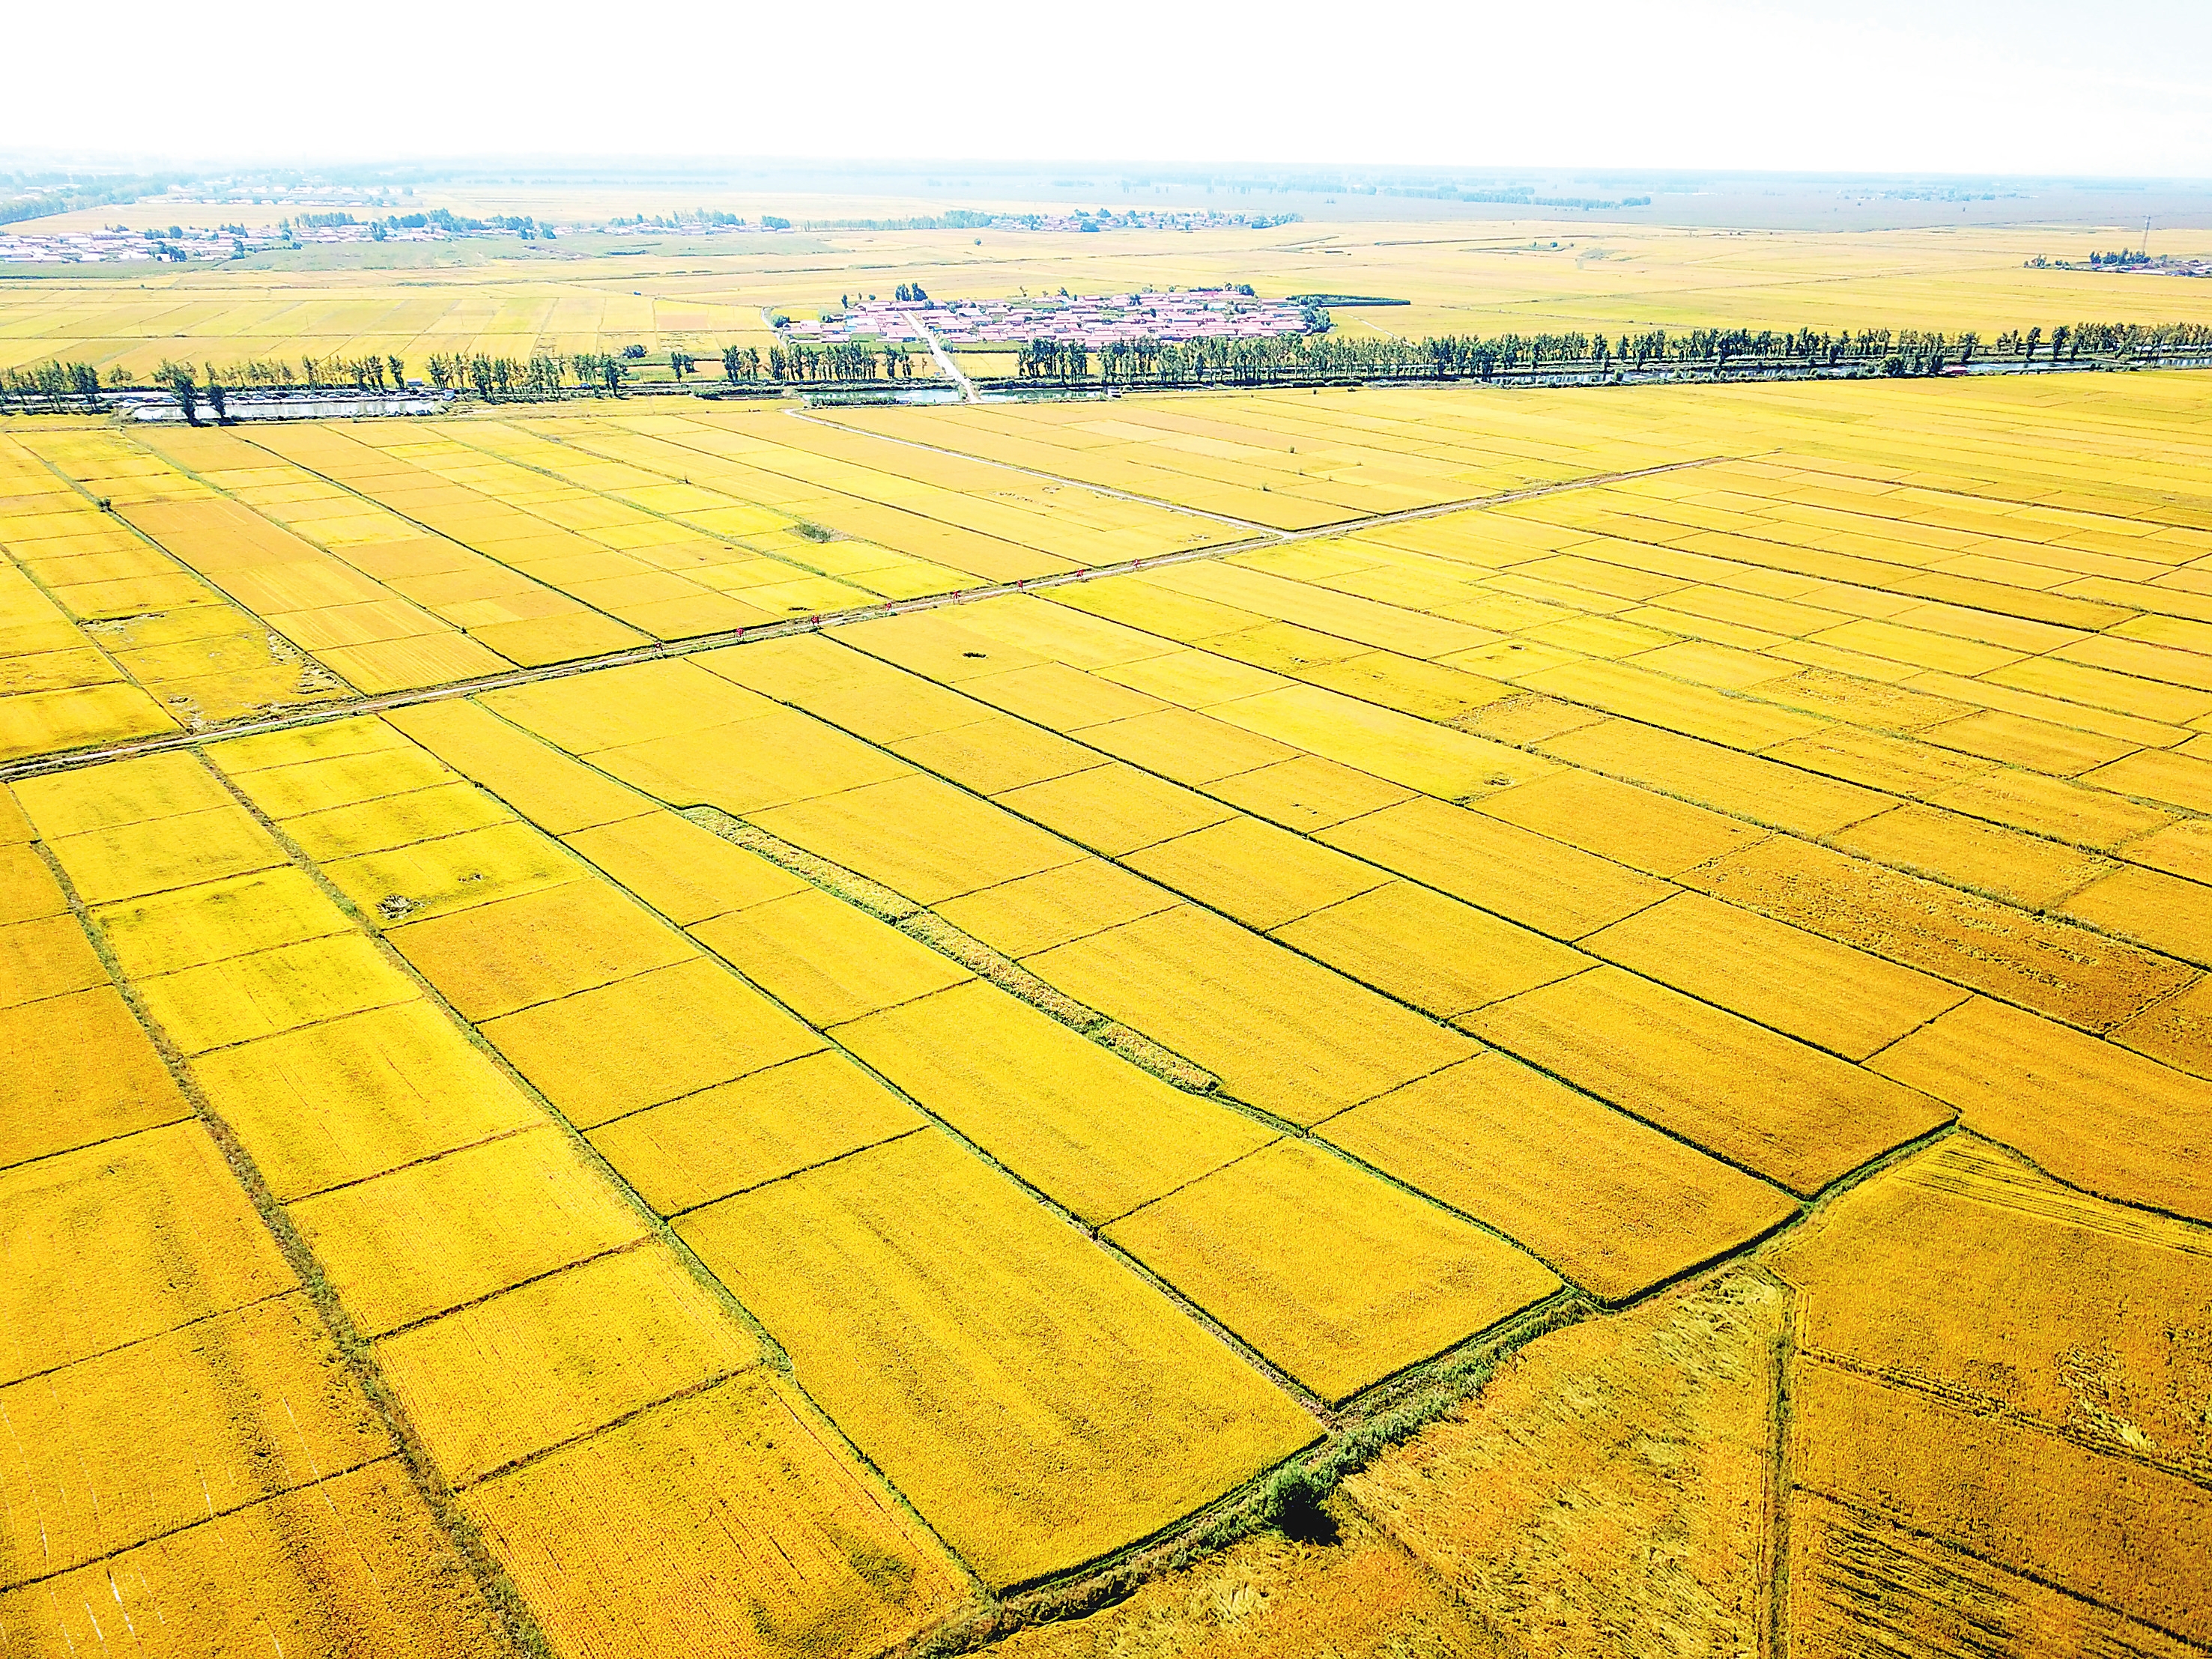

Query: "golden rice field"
left=6, top=215, right=2212, bottom=378
left=3, top=360, right=2211, bottom=1657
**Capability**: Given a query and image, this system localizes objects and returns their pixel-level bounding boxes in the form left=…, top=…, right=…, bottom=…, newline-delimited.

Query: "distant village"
left=782, top=288, right=1321, bottom=349
left=0, top=210, right=553, bottom=264
left=2029, top=249, right=2212, bottom=279
left=0, top=198, right=1300, bottom=264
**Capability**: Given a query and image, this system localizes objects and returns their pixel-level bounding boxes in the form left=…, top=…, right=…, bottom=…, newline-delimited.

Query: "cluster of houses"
left=987, top=210, right=1300, bottom=233
left=0, top=222, right=458, bottom=264
left=784, top=289, right=1316, bottom=349
left=0, top=228, right=237, bottom=264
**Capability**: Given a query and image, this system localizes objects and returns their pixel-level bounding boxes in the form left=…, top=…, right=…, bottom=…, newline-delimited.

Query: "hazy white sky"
left=10, top=0, right=2211, bottom=177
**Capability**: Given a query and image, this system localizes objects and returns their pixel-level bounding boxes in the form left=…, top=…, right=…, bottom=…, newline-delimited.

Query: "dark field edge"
left=905, top=1120, right=1977, bottom=1658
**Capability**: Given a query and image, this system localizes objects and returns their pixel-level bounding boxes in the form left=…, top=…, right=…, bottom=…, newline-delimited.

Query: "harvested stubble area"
left=3, top=369, right=2211, bottom=1657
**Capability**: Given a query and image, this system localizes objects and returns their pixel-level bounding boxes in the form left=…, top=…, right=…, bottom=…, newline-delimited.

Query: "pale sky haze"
left=9, top=0, right=2210, bottom=177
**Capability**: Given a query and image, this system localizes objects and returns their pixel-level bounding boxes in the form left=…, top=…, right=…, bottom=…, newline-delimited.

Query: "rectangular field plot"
left=1026, top=903, right=1476, bottom=1124
left=134, top=932, right=418, bottom=1053
left=1536, top=717, right=1886, bottom=839
left=679, top=1128, right=1316, bottom=1587
left=1122, top=815, right=1388, bottom=931
left=388, top=877, right=695, bottom=1021
left=0, top=841, right=62, bottom=926
left=43, top=802, right=284, bottom=906
left=834, top=979, right=1276, bottom=1225
left=994, top=762, right=1234, bottom=858
left=1791, top=1360, right=2212, bottom=1646
left=1828, top=802, right=2118, bottom=910
left=1320, top=795, right=1673, bottom=942
left=0, top=911, right=106, bottom=1007
left=1469, top=966, right=1951, bottom=1195
left=1581, top=891, right=1968, bottom=1061
left=385, top=698, right=658, bottom=834
left=13, top=747, right=235, bottom=837
left=193, top=1001, right=542, bottom=1201
left=284, top=780, right=515, bottom=862
left=378, top=1246, right=759, bottom=1485
left=1870, top=997, right=2212, bottom=1224
left=0, top=1458, right=500, bottom=1657
left=321, top=819, right=587, bottom=926
left=563, top=807, right=807, bottom=924
left=1784, top=1493, right=2199, bottom=1659
left=1683, top=837, right=2193, bottom=1033
left=94, top=865, right=351, bottom=978
left=586, top=1050, right=924, bottom=1215
left=1104, top=1138, right=1560, bottom=1404
left=219, top=737, right=453, bottom=818
left=462, top=1373, right=966, bottom=1658
left=1212, top=682, right=1548, bottom=802
left=289, top=1126, right=649, bottom=1335
left=750, top=771, right=1082, bottom=904
left=0, top=983, right=190, bottom=1169
left=0, top=1291, right=387, bottom=1583
left=1322, top=1053, right=1798, bottom=1302
left=694, top=886, right=972, bottom=1026
left=1205, top=753, right=1413, bottom=830
left=1077, top=707, right=1304, bottom=798
left=891, top=712, right=1104, bottom=794
left=482, top=956, right=825, bottom=1128
left=0, top=681, right=178, bottom=762
left=1772, top=1135, right=2212, bottom=1473
left=1270, top=879, right=1590, bottom=1020
left=1, top=1121, right=295, bottom=1383
left=210, top=713, right=422, bottom=775
left=933, top=856, right=1178, bottom=959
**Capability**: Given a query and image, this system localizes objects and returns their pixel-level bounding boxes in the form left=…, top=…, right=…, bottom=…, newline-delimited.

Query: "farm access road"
left=0, top=451, right=1740, bottom=783
left=763, top=301, right=978, bottom=400
left=909, top=317, right=980, bottom=401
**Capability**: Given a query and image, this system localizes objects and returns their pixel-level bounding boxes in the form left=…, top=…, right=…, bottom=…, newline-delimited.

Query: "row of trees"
left=12, top=319, right=2212, bottom=413
left=416, top=345, right=918, bottom=395
left=1, top=360, right=111, bottom=408
left=284, top=208, right=545, bottom=238
left=1016, top=321, right=2212, bottom=388
left=769, top=343, right=919, bottom=382
left=302, top=354, right=409, bottom=391
left=0, top=351, right=424, bottom=416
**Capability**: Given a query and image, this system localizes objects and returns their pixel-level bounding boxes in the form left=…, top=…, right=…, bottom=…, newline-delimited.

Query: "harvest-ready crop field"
left=3, top=366, right=2210, bottom=1656
left=6, top=213, right=2211, bottom=380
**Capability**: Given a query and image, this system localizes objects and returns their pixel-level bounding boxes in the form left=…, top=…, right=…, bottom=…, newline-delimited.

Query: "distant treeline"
left=0, top=342, right=927, bottom=409
left=11, top=320, right=2212, bottom=413
left=800, top=210, right=996, bottom=232
left=285, top=207, right=549, bottom=240
left=418, top=343, right=921, bottom=391
left=787, top=209, right=1302, bottom=232
left=0, top=171, right=185, bottom=228
left=1382, top=185, right=1653, bottom=210
left=1013, top=321, right=2212, bottom=387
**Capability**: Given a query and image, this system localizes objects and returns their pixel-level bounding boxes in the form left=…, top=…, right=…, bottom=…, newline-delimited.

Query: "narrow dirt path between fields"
left=912, top=317, right=981, bottom=402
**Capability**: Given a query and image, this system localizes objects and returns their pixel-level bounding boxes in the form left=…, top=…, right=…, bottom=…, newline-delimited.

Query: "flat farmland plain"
left=2, top=366, right=2210, bottom=1656
left=4, top=214, right=2210, bottom=379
